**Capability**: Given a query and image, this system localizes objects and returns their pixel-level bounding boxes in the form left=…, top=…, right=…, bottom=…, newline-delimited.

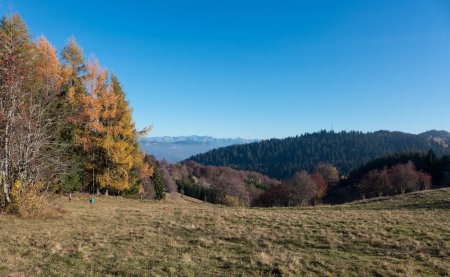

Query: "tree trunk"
left=2, top=179, right=11, bottom=204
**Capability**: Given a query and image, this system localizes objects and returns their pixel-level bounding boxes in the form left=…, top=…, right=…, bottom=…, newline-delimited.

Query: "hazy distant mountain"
left=140, top=136, right=258, bottom=163
left=188, top=130, right=450, bottom=179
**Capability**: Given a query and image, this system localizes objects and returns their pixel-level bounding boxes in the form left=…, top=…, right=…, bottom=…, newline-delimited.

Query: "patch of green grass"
left=0, top=189, right=449, bottom=276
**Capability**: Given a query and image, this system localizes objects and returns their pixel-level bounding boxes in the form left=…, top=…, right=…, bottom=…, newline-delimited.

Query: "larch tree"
left=71, top=59, right=111, bottom=193
left=68, top=61, right=145, bottom=194
left=97, top=75, right=143, bottom=193
left=29, top=36, right=66, bottom=183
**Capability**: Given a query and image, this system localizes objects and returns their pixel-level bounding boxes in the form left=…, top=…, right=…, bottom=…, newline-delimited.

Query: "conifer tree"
left=59, top=38, right=87, bottom=191
left=152, top=166, right=166, bottom=200
left=97, top=75, right=143, bottom=193
left=70, top=59, right=111, bottom=193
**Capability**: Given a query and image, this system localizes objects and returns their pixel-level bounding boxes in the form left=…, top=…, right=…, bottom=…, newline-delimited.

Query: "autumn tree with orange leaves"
left=66, top=55, right=150, bottom=194
left=0, top=14, right=152, bottom=212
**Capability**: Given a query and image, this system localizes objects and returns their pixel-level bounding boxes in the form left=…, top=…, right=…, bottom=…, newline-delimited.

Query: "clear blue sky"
left=3, top=0, right=450, bottom=139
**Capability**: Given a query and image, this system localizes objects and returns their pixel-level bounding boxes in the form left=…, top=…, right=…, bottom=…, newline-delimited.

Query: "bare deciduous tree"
left=0, top=15, right=64, bottom=210
left=285, top=171, right=318, bottom=206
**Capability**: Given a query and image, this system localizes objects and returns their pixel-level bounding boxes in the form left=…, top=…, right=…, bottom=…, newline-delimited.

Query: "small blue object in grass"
left=90, top=197, right=94, bottom=204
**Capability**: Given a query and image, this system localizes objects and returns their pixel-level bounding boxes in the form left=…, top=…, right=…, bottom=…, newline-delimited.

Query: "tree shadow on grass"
left=397, top=200, right=450, bottom=210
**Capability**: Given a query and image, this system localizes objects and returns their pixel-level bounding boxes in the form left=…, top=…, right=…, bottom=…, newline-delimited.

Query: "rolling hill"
left=188, top=130, right=450, bottom=179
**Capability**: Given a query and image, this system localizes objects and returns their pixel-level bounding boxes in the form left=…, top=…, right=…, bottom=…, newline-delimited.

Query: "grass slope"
left=1, top=189, right=449, bottom=276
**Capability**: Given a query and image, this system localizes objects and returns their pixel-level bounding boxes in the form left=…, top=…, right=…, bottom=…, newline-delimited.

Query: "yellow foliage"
left=10, top=180, right=44, bottom=217
left=33, top=36, right=61, bottom=89
left=67, top=57, right=145, bottom=192
left=222, top=195, right=243, bottom=207
left=140, top=162, right=154, bottom=179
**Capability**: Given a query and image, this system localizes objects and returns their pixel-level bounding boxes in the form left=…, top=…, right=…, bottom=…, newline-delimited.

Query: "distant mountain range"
left=188, top=130, right=450, bottom=179
left=139, top=136, right=258, bottom=163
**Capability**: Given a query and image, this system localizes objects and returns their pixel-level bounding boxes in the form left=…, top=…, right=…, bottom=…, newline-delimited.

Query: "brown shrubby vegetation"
left=166, top=160, right=337, bottom=207
left=356, top=161, right=432, bottom=199
left=166, top=161, right=279, bottom=206
left=255, top=170, right=328, bottom=207
left=284, top=171, right=318, bottom=206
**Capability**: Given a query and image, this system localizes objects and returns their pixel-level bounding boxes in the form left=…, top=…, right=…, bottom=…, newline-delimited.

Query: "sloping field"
left=1, top=189, right=449, bottom=276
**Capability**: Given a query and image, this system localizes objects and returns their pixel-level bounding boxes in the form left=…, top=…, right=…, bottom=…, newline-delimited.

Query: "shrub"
left=285, top=171, right=318, bottom=206
left=356, top=169, right=390, bottom=198
left=389, top=161, right=420, bottom=194
left=314, top=164, right=340, bottom=184
left=253, top=183, right=290, bottom=207
left=355, top=161, right=433, bottom=199
left=222, top=195, right=243, bottom=207
left=9, top=180, right=45, bottom=217
left=417, top=172, right=432, bottom=190
left=212, top=179, right=250, bottom=206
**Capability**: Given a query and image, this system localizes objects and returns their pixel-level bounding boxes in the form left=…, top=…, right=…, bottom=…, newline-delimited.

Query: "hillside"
left=419, top=130, right=450, bottom=148
left=189, top=130, right=450, bottom=179
left=0, top=189, right=449, bottom=276
left=140, top=136, right=257, bottom=163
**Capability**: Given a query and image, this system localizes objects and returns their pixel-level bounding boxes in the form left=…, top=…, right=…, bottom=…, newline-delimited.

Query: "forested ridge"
left=189, top=130, right=450, bottom=179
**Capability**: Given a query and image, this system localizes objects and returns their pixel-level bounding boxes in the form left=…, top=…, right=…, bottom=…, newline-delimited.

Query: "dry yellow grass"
left=0, top=189, right=449, bottom=276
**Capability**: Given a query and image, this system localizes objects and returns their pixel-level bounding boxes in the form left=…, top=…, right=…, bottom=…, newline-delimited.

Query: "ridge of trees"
left=188, top=130, right=450, bottom=179
left=164, top=151, right=450, bottom=207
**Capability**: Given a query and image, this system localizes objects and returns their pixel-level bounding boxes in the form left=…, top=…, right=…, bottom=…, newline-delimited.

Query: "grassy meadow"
left=0, top=189, right=449, bottom=276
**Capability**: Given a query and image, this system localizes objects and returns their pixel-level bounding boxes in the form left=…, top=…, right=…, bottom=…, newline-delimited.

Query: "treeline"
left=335, top=151, right=450, bottom=201
left=188, top=130, right=450, bottom=179
left=160, top=160, right=339, bottom=207
left=347, top=151, right=449, bottom=186
left=355, top=161, right=431, bottom=198
left=165, top=161, right=280, bottom=206
left=0, top=14, right=153, bottom=215
left=167, top=151, right=450, bottom=207
left=254, top=164, right=338, bottom=207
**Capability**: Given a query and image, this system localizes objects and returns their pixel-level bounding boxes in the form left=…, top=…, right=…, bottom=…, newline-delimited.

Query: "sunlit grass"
left=0, top=189, right=449, bottom=276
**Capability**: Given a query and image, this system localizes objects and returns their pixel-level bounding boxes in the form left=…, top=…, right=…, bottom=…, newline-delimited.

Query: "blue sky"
left=3, top=0, right=450, bottom=139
